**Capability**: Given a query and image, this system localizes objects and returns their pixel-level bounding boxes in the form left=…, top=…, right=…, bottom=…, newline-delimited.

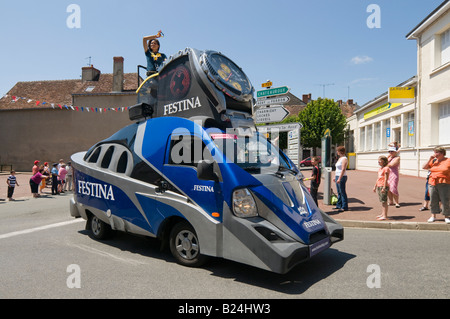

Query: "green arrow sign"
left=257, top=86, right=290, bottom=98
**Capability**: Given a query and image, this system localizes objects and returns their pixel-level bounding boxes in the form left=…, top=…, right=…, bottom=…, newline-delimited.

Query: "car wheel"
left=88, top=215, right=112, bottom=240
left=169, top=221, right=208, bottom=267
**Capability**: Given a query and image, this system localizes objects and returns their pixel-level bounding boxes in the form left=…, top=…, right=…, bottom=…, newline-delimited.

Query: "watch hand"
left=226, top=72, right=232, bottom=81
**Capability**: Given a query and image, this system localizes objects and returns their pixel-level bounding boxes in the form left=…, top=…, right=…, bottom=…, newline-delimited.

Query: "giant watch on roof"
left=201, top=51, right=253, bottom=102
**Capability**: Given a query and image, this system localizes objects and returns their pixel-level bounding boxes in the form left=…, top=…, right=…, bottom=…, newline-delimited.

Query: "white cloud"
left=351, top=55, right=374, bottom=65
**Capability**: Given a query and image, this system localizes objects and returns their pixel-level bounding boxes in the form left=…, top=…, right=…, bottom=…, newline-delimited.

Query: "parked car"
left=299, top=156, right=321, bottom=167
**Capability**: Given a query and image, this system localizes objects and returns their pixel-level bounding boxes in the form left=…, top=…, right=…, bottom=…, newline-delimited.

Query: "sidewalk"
left=315, top=169, right=450, bottom=231
left=1, top=170, right=449, bottom=231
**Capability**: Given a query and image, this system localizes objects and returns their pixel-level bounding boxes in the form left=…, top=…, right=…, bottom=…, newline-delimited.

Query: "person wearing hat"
left=32, top=160, right=40, bottom=175
left=51, top=163, right=60, bottom=195
left=387, top=144, right=400, bottom=208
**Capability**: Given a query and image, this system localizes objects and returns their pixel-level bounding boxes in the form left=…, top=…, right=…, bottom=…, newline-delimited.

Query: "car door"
left=162, top=134, right=223, bottom=220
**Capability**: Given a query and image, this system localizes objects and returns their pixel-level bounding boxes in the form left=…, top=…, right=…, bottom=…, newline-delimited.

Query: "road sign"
left=255, top=106, right=289, bottom=124
left=255, top=95, right=290, bottom=107
left=256, top=86, right=290, bottom=98
left=257, top=122, right=302, bottom=133
left=261, top=81, right=273, bottom=88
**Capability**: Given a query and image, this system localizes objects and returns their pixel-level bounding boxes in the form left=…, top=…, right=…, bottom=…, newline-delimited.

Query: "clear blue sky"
left=0, top=0, right=444, bottom=106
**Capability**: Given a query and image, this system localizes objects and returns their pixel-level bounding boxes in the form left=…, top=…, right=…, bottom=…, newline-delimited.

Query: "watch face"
left=206, top=52, right=253, bottom=98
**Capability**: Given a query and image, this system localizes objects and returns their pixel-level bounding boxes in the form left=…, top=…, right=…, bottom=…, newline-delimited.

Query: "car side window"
left=168, top=135, right=213, bottom=167
left=85, top=143, right=133, bottom=175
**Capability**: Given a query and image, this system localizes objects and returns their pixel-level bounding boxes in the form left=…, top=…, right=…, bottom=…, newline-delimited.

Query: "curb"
left=337, top=219, right=450, bottom=231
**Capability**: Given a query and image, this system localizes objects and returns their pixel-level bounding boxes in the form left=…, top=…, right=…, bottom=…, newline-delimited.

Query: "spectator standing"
left=422, top=147, right=450, bottom=224
left=305, top=156, right=321, bottom=206
left=51, top=163, right=59, bottom=195
left=334, top=146, right=348, bottom=212
left=64, top=162, right=73, bottom=191
left=32, top=160, right=40, bottom=175
left=58, top=164, right=67, bottom=193
left=373, top=156, right=390, bottom=220
left=387, top=145, right=401, bottom=208
left=7, top=170, right=19, bottom=201
left=30, top=168, right=47, bottom=198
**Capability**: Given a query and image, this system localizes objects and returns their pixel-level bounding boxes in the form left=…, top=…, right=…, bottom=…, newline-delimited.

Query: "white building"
left=353, top=0, right=450, bottom=177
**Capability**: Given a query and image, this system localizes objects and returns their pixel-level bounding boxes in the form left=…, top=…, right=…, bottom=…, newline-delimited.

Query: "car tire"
left=169, top=221, right=208, bottom=267
left=88, top=215, right=112, bottom=240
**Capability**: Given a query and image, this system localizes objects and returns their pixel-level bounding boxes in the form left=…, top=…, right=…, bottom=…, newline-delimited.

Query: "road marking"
left=0, top=219, right=84, bottom=240
left=69, top=243, right=148, bottom=265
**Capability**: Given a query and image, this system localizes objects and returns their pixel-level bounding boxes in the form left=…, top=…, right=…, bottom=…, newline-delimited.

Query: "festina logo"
left=164, top=96, right=201, bottom=115
left=193, top=185, right=214, bottom=192
left=77, top=180, right=115, bottom=201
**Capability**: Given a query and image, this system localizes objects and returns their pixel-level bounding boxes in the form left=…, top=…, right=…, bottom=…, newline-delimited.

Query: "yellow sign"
left=324, top=128, right=331, bottom=137
left=364, top=102, right=402, bottom=120
left=388, top=87, right=415, bottom=103
left=261, top=81, right=273, bottom=88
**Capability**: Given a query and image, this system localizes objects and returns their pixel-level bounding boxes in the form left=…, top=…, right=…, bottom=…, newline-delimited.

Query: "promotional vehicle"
left=70, top=48, right=343, bottom=274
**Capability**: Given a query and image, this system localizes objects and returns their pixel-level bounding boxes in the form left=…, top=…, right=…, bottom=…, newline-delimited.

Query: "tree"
left=297, top=98, right=347, bottom=152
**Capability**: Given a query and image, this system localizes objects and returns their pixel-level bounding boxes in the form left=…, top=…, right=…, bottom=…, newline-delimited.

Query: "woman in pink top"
left=30, top=168, right=47, bottom=198
left=387, top=145, right=400, bottom=208
left=58, top=164, right=68, bottom=193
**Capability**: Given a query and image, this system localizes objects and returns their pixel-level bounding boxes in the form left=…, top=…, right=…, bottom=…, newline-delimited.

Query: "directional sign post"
left=257, top=86, right=290, bottom=98
left=255, top=95, right=290, bottom=107
left=255, top=106, right=289, bottom=124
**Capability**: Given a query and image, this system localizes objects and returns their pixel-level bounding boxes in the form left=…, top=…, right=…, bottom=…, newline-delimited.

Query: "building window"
left=367, top=125, right=373, bottom=151
left=441, top=28, right=450, bottom=66
left=374, top=122, right=381, bottom=150
left=439, top=100, right=450, bottom=145
left=359, top=127, right=365, bottom=151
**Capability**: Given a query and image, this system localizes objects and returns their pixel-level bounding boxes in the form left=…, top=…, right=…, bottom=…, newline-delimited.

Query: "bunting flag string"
left=1, top=94, right=128, bottom=113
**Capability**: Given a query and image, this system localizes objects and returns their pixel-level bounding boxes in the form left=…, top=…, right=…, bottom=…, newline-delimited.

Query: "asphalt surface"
left=1, top=169, right=449, bottom=231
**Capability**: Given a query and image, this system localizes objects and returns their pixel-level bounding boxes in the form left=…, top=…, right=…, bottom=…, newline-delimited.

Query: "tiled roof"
left=72, top=73, right=139, bottom=95
left=0, top=79, right=82, bottom=110
left=0, top=73, right=138, bottom=110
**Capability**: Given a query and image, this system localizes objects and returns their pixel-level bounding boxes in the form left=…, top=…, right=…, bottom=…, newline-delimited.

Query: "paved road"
left=1, top=194, right=449, bottom=299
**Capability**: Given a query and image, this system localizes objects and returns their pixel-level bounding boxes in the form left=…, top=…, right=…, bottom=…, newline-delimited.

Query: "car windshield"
left=210, top=132, right=294, bottom=174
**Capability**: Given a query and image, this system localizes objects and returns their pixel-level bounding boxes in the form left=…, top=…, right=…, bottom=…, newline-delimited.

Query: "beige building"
left=353, top=0, right=450, bottom=177
left=0, top=57, right=139, bottom=172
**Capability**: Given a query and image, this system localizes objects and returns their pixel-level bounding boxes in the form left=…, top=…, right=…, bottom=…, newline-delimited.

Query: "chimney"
left=302, top=93, right=311, bottom=104
left=82, top=65, right=101, bottom=82
left=112, top=56, right=124, bottom=93
left=347, top=99, right=353, bottom=105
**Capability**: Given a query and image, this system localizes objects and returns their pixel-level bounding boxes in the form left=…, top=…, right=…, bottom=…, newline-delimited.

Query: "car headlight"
left=232, top=188, right=258, bottom=218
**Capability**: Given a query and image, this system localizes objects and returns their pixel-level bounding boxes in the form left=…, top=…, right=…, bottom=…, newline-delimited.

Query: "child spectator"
left=305, top=156, right=321, bottom=206
left=7, top=170, right=19, bottom=201
left=373, top=156, right=390, bottom=221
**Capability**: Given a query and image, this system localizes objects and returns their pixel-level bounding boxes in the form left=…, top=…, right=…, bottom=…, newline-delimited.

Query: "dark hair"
left=149, top=39, right=160, bottom=52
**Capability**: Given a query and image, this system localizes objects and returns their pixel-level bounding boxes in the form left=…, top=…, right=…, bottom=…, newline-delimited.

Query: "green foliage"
left=296, top=98, right=347, bottom=148
left=256, top=98, right=347, bottom=151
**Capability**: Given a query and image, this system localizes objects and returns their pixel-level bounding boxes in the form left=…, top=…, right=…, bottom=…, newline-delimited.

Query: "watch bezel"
left=200, top=51, right=254, bottom=102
